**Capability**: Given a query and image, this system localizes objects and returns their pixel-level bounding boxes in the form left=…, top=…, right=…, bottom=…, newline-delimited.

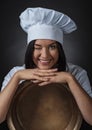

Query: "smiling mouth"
left=39, top=59, right=51, bottom=64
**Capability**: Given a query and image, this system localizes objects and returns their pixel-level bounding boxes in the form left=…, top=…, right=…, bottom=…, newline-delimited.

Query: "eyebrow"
left=34, top=42, right=57, bottom=46
left=34, top=44, right=41, bottom=46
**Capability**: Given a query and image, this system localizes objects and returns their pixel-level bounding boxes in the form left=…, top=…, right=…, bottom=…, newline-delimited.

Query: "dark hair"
left=24, top=40, right=66, bottom=71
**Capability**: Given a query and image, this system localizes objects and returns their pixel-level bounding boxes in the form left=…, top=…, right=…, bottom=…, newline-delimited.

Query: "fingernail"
left=54, top=68, right=58, bottom=71
left=44, top=78, right=49, bottom=81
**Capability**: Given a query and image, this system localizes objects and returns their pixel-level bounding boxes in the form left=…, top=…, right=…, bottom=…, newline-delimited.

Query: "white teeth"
left=40, top=59, right=50, bottom=63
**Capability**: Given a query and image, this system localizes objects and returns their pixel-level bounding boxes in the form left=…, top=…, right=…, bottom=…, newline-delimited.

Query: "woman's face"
left=33, top=39, right=59, bottom=70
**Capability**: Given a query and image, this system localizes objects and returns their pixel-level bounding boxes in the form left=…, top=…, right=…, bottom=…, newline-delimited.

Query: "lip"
left=39, top=59, right=51, bottom=65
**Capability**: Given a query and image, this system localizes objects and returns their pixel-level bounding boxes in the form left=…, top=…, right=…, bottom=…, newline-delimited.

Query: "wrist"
left=66, top=72, right=79, bottom=89
left=13, top=71, right=22, bottom=82
left=65, top=72, right=76, bottom=84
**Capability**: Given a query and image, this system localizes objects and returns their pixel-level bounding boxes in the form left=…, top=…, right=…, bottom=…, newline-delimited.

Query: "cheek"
left=32, top=52, right=38, bottom=64
left=51, top=50, right=59, bottom=60
left=33, top=51, right=39, bottom=59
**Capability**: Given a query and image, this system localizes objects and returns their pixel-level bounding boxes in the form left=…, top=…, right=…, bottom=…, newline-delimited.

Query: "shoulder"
left=1, top=65, right=25, bottom=91
left=67, top=62, right=87, bottom=83
left=67, top=62, right=86, bottom=75
left=9, top=65, right=25, bottom=74
left=67, top=63, right=92, bottom=97
left=5, top=65, right=25, bottom=78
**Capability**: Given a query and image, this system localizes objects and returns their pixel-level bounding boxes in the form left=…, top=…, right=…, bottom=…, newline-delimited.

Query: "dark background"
left=0, top=0, right=92, bottom=129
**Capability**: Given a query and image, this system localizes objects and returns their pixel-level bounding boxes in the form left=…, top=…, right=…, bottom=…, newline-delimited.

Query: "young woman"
left=0, top=7, right=92, bottom=126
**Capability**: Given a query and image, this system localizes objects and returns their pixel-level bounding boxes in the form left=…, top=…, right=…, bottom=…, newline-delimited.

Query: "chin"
left=38, top=66, right=52, bottom=70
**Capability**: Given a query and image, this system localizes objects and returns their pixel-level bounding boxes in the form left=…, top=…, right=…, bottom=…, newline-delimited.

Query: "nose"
left=41, top=48, right=50, bottom=58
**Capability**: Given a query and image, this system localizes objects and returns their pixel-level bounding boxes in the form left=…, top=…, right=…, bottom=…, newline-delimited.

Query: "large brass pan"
left=7, top=81, right=82, bottom=130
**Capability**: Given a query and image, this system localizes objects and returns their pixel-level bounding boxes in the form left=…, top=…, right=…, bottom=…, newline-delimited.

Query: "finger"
left=34, top=75, right=49, bottom=82
left=38, top=68, right=58, bottom=73
left=33, top=68, right=58, bottom=77
left=38, top=81, right=51, bottom=86
left=34, top=70, right=57, bottom=76
left=34, top=72, right=57, bottom=77
left=32, top=80, right=41, bottom=83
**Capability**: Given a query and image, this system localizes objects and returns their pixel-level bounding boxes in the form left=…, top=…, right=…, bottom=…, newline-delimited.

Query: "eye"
left=34, top=45, right=42, bottom=50
left=49, top=44, right=57, bottom=50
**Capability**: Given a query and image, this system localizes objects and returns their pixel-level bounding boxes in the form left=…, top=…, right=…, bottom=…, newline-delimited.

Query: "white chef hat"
left=19, top=7, right=77, bottom=45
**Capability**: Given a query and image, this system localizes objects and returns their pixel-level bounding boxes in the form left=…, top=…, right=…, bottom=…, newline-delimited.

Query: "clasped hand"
left=26, top=68, right=70, bottom=86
